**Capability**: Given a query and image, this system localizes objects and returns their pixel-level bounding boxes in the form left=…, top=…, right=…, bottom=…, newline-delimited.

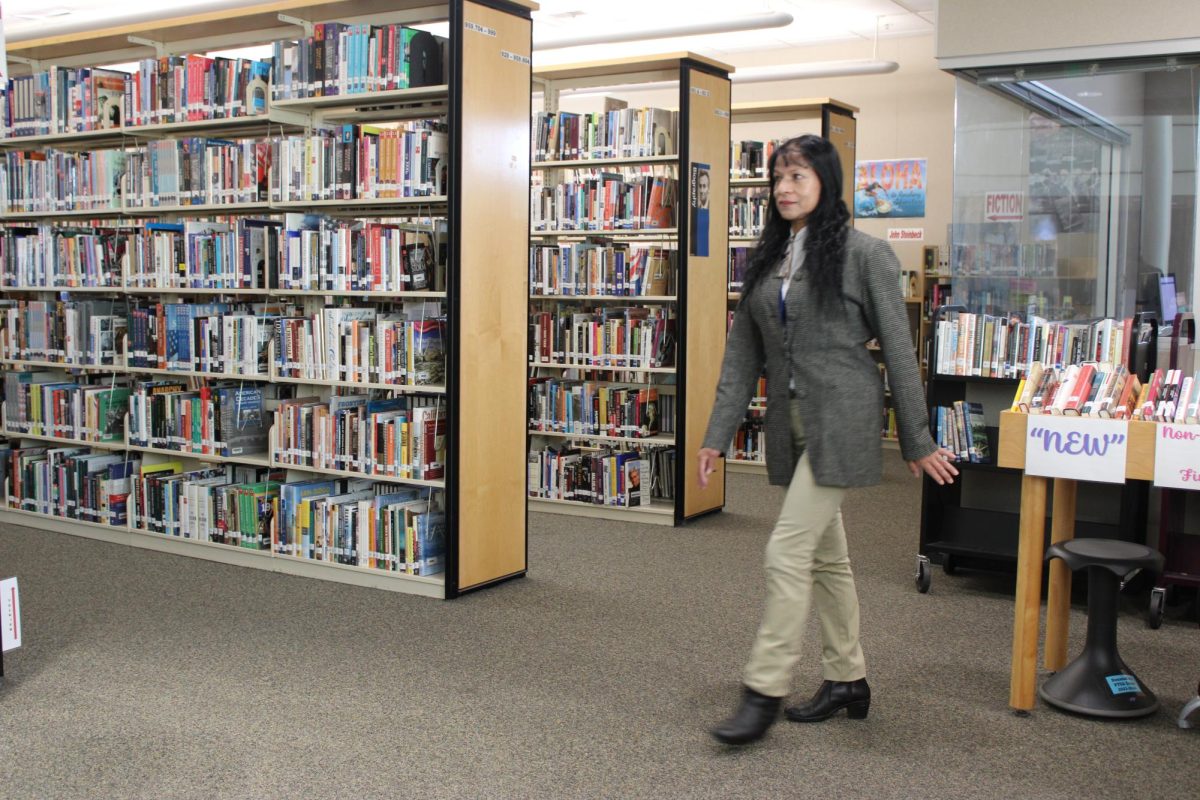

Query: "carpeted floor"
left=1, top=454, right=1198, bottom=799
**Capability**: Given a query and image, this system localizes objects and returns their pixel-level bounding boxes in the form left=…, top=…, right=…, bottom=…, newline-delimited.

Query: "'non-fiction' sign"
left=1025, top=416, right=1128, bottom=484
left=1, top=576, right=19, bottom=653
left=1153, top=424, right=1200, bottom=489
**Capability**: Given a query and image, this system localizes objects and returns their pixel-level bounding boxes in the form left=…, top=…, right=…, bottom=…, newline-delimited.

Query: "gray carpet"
left=1, top=454, right=1199, bottom=799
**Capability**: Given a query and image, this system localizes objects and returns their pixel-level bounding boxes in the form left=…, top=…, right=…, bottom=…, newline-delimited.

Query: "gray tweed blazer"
left=702, top=228, right=938, bottom=487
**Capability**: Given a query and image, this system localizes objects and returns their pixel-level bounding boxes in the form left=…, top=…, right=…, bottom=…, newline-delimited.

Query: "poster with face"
left=690, top=162, right=711, bottom=257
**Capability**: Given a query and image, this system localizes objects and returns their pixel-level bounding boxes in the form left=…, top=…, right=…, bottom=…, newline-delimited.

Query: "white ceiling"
left=4, top=0, right=936, bottom=63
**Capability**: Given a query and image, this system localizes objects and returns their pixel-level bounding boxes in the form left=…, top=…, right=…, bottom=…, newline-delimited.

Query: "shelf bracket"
left=127, top=36, right=169, bottom=59
left=7, top=55, right=49, bottom=73
left=535, top=77, right=559, bottom=114
left=278, top=14, right=315, bottom=38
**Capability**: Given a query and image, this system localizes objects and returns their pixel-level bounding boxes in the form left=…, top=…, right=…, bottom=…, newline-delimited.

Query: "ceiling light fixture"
left=532, top=11, right=793, bottom=51
left=732, top=59, right=900, bottom=82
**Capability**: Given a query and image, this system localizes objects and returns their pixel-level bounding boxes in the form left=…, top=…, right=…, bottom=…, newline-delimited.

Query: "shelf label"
left=465, top=21, right=497, bottom=37
left=1152, top=423, right=1200, bottom=488
left=715, top=109, right=730, bottom=119
left=501, top=50, right=531, bottom=65
left=1, top=576, right=20, bottom=653
left=1025, top=416, right=1127, bottom=484
left=690, top=87, right=710, bottom=97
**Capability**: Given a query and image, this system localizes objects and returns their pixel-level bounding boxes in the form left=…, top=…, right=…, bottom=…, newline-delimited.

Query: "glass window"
left=950, top=61, right=1199, bottom=326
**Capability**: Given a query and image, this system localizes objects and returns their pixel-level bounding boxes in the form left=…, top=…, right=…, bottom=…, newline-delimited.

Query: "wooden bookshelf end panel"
left=681, top=64, right=731, bottom=520
left=455, top=0, right=531, bottom=590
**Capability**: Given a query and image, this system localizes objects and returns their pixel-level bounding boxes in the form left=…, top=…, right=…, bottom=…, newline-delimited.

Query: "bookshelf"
left=915, top=308, right=1151, bottom=591
left=527, top=53, right=731, bottom=525
left=725, top=98, right=863, bottom=472
left=0, top=0, right=537, bottom=599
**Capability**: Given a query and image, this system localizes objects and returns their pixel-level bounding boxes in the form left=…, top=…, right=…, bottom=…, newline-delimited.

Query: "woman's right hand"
left=697, top=447, right=723, bottom=489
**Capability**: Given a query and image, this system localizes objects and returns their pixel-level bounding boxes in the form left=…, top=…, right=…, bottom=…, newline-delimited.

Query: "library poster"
left=854, top=158, right=927, bottom=218
left=690, top=162, right=710, bottom=257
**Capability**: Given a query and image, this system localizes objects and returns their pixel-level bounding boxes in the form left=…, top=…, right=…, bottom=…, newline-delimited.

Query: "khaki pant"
left=743, top=398, right=867, bottom=697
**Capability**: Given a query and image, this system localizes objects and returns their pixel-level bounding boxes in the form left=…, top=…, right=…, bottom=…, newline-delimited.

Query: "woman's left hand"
left=909, top=447, right=959, bottom=485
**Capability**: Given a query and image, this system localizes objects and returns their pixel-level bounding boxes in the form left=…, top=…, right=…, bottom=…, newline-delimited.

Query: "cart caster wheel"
left=916, top=557, right=932, bottom=593
left=1148, top=587, right=1165, bottom=630
left=942, top=554, right=958, bottom=576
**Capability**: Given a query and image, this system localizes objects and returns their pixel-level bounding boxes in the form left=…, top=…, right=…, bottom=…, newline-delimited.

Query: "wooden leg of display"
left=1011, top=473, right=1049, bottom=711
left=1044, top=478, right=1077, bottom=672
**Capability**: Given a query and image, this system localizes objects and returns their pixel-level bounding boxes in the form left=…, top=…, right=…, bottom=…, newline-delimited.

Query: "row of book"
left=527, top=379, right=669, bottom=439
left=271, top=24, right=446, bottom=100
left=1, top=447, right=446, bottom=574
left=273, top=304, right=446, bottom=387
left=531, top=169, right=676, bottom=232
left=0, top=297, right=451, bottom=387
left=124, top=138, right=266, bottom=208
left=1009, top=362, right=1200, bottom=423
left=0, top=59, right=273, bottom=138
left=932, top=401, right=991, bottom=463
left=730, top=408, right=765, bottom=463
left=932, top=311, right=1135, bottom=378
left=731, top=139, right=786, bottom=179
left=125, top=381, right=266, bottom=457
left=2, top=224, right=133, bottom=289
left=529, top=306, right=676, bottom=369
left=0, top=27, right=448, bottom=139
left=273, top=394, right=446, bottom=481
left=529, top=243, right=674, bottom=297
left=5, top=445, right=140, bottom=526
left=0, top=299, right=126, bottom=365
left=126, top=302, right=284, bottom=374
left=0, top=149, right=129, bottom=214
left=0, top=142, right=261, bottom=214
left=276, top=215, right=445, bottom=293
left=526, top=444, right=674, bottom=506
left=268, top=123, right=448, bottom=202
left=2, top=379, right=130, bottom=444
left=532, top=108, right=678, bottom=162
left=1, top=217, right=447, bottom=293
left=952, top=241, right=1059, bottom=277
left=137, top=466, right=445, bottom=574
left=125, top=56, right=271, bottom=127
left=730, top=189, right=769, bottom=238
left=3, top=68, right=126, bottom=138
left=0, top=125, right=451, bottom=214
left=729, top=247, right=751, bottom=292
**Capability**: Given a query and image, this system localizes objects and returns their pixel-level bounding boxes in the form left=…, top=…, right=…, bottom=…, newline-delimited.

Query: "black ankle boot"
left=711, top=686, right=782, bottom=745
left=784, top=678, right=871, bottom=722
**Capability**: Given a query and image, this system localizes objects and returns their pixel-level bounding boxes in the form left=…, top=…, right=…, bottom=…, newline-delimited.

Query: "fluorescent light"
left=732, top=59, right=899, bottom=83
left=533, top=11, right=793, bottom=51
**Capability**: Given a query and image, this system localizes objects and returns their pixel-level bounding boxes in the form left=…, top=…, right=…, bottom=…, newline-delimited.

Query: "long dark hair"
left=739, top=135, right=851, bottom=305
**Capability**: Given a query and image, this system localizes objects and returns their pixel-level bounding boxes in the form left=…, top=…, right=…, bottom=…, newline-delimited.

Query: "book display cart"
left=527, top=53, right=731, bottom=525
left=916, top=308, right=1151, bottom=593
left=724, top=99, right=868, bottom=472
left=0, top=0, right=535, bottom=599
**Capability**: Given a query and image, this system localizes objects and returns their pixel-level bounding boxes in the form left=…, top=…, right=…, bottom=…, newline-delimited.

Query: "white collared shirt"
left=780, top=226, right=807, bottom=303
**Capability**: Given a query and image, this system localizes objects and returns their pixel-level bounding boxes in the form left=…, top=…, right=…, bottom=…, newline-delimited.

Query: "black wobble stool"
left=1040, top=539, right=1164, bottom=719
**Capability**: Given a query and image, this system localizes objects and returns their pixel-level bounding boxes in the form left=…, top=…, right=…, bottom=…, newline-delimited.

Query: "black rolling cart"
left=915, top=306, right=1155, bottom=593
left=1148, top=311, right=1200, bottom=628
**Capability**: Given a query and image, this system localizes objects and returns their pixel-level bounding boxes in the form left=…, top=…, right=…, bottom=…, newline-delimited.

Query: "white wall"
left=937, top=0, right=1200, bottom=67
left=549, top=34, right=956, bottom=273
